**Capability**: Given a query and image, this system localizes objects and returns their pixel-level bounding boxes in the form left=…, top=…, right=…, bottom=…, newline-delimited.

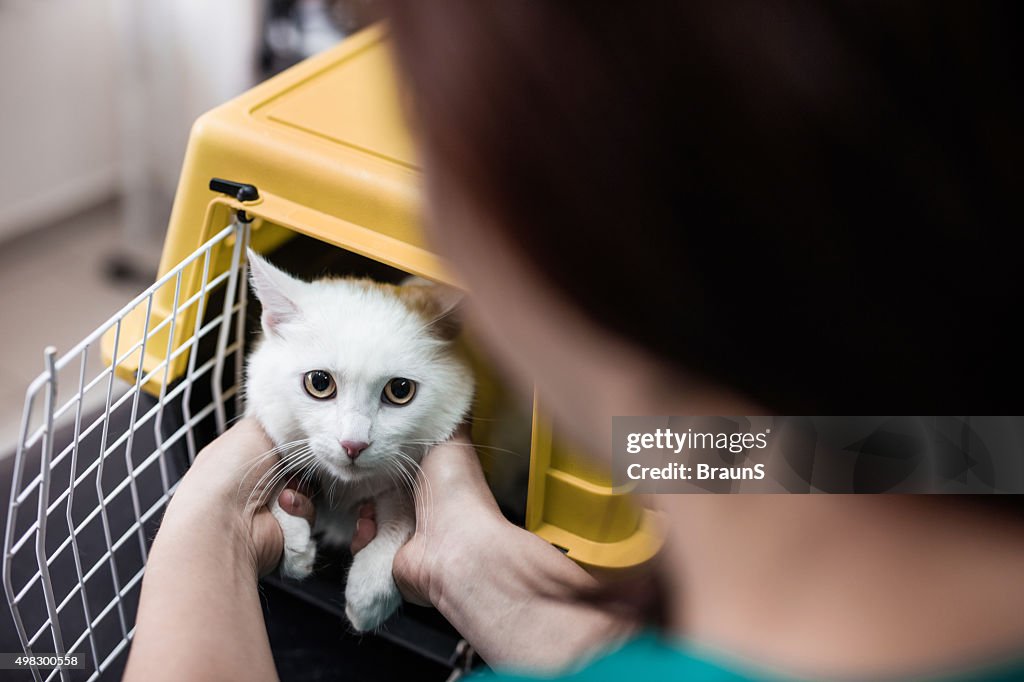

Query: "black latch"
left=209, top=178, right=259, bottom=222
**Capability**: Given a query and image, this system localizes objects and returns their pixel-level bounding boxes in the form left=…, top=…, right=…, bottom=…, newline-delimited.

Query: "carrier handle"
left=209, top=178, right=260, bottom=223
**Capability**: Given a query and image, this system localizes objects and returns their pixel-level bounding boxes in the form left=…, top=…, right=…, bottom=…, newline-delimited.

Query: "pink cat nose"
left=341, top=440, right=370, bottom=460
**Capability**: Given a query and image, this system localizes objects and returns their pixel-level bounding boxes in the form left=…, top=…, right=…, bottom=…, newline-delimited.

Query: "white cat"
left=243, top=249, right=474, bottom=631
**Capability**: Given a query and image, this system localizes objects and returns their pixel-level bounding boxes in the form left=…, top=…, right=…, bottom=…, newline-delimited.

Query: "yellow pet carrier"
left=3, top=25, right=660, bottom=681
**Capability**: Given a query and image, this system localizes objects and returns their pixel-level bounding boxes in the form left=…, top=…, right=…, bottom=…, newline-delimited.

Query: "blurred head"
left=385, top=2, right=1024, bottom=454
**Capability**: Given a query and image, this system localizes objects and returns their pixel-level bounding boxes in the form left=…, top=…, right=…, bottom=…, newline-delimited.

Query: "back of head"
left=386, top=1, right=1024, bottom=414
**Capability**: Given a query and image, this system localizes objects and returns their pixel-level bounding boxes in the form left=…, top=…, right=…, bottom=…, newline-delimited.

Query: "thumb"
left=278, top=488, right=316, bottom=525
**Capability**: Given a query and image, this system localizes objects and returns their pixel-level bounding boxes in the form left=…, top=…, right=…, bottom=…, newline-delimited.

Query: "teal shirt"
left=472, top=633, right=1024, bottom=682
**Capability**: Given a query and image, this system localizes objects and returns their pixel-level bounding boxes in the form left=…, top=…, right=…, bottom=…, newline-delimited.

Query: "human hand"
left=350, top=428, right=636, bottom=669
left=349, top=426, right=506, bottom=606
left=169, top=418, right=317, bottom=577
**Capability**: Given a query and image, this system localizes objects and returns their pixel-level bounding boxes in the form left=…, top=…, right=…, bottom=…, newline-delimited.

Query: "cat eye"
left=303, top=370, right=337, bottom=399
left=382, top=378, right=417, bottom=406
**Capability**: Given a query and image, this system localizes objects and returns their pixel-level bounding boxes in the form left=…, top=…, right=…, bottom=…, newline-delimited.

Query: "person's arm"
left=358, top=431, right=639, bottom=673
left=124, top=419, right=314, bottom=682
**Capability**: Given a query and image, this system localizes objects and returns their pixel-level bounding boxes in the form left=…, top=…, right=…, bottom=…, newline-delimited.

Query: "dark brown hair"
left=385, top=2, right=1024, bottom=415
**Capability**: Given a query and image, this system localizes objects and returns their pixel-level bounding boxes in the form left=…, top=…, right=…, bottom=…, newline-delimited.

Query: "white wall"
left=0, top=0, right=120, bottom=241
left=0, top=0, right=260, bottom=248
left=111, top=0, right=260, bottom=262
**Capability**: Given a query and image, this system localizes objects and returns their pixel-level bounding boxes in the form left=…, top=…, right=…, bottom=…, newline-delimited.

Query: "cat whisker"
left=252, top=453, right=317, bottom=514
left=389, top=457, right=421, bottom=502
left=244, top=448, right=317, bottom=515
left=223, top=412, right=247, bottom=428
left=297, top=457, right=323, bottom=496
left=393, top=449, right=433, bottom=528
left=325, top=474, right=339, bottom=507
left=245, top=445, right=310, bottom=494
left=404, top=439, right=525, bottom=458
left=234, top=442, right=312, bottom=496
left=262, top=449, right=316, bottom=493
left=388, top=459, right=415, bottom=500
left=243, top=458, right=297, bottom=513
left=389, top=464, right=425, bottom=530
left=378, top=464, right=404, bottom=510
left=236, top=449, right=297, bottom=507
left=233, top=437, right=313, bottom=486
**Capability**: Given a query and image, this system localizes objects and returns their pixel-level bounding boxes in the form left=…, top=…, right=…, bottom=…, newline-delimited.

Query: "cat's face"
left=244, top=250, right=474, bottom=484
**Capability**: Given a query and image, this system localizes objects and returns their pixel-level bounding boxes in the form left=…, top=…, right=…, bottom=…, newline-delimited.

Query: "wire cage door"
left=3, top=220, right=251, bottom=681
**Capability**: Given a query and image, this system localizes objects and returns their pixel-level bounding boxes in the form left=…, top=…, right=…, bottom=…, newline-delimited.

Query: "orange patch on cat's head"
left=342, top=277, right=463, bottom=340
left=396, top=281, right=463, bottom=341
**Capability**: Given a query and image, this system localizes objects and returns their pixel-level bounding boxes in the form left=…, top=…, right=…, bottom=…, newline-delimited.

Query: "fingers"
left=278, top=488, right=316, bottom=526
left=249, top=509, right=286, bottom=577
left=351, top=502, right=377, bottom=555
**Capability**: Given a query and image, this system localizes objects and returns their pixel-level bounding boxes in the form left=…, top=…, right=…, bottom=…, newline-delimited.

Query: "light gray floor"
left=0, top=201, right=147, bottom=455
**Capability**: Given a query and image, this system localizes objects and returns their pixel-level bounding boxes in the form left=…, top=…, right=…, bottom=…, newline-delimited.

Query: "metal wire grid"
left=3, top=220, right=251, bottom=681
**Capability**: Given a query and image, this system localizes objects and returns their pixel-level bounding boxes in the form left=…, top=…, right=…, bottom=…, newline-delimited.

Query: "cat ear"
left=247, top=248, right=301, bottom=335
left=398, top=278, right=464, bottom=341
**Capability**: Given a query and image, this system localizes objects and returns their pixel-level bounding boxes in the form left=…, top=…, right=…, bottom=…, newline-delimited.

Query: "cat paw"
left=280, top=535, right=316, bottom=579
left=344, top=561, right=401, bottom=632
left=272, top=501, right=317, bottom=580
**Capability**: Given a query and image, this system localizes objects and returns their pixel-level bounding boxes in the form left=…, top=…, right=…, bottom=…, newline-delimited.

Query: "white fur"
left=244, top=249, right=474, bottom=631
left=270, top=498, right=317, bottom=579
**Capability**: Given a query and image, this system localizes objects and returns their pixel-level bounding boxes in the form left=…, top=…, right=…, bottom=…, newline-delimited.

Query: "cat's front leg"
left=344, top=488, right=414, bottom=632
left=270, top=496, right=317, bottom=579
